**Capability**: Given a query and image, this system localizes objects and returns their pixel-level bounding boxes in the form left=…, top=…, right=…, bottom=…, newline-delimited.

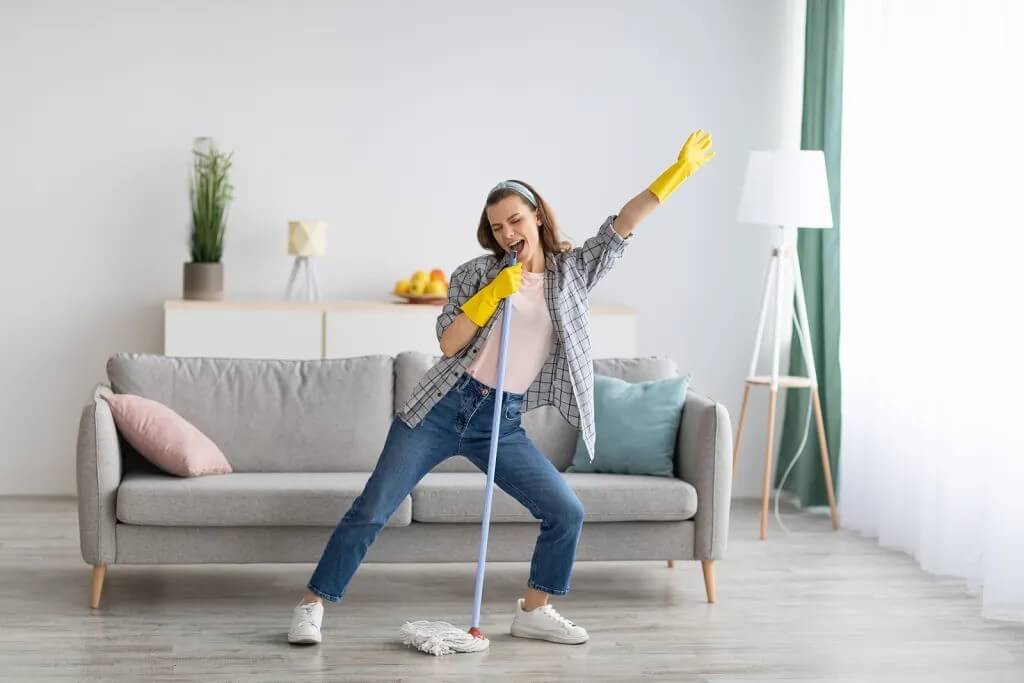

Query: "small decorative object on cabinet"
left=285, top=220, right=327, bottom=301
left=183, top=137, right=233, bottom=301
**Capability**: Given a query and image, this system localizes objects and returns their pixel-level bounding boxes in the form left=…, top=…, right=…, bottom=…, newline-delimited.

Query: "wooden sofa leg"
left=666, top=560, right=675, bottom=568
left=701, top=560, right=716, bottom=603
left=90, top=564, right=106, bottom=609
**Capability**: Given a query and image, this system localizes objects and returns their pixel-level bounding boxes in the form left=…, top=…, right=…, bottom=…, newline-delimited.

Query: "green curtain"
left=774, top=0, right=844, bottom=507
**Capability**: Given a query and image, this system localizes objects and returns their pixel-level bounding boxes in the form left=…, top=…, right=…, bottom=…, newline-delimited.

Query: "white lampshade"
left=737, top=150, right=833, bottom=228
left=288, top=220, right=327, bottom=256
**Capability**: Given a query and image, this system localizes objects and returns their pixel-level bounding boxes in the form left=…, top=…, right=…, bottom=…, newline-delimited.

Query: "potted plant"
left=183, top=137, right=233, bottom=300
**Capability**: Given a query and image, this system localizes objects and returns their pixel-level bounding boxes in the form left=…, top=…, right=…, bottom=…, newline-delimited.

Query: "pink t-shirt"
left=466, top=268, right=553, bottom=394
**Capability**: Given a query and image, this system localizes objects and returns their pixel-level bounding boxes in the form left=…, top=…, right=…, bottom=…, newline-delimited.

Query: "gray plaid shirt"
left=395, top=213, right=634, bottom=462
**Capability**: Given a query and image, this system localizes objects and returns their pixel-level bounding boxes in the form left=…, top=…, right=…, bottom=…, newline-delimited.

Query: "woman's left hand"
left=648, top=129, right=716, bottom=202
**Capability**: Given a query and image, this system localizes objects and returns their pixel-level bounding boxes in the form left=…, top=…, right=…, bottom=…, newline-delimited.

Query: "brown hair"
left=476, top=179, right=572, bottom=261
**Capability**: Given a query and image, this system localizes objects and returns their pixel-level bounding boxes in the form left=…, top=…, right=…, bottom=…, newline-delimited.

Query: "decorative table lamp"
left=734, top=150, right=839, bottom=540
left=285, top=220, right=326, bottom=301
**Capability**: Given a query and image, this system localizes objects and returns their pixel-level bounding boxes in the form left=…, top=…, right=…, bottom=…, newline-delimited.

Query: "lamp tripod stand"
left=285, top=256, right=321, bottom=301
left=732, top=231, right=839, bottom=540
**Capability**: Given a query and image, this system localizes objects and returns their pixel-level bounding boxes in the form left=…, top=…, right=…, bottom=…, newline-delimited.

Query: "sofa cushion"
left=106, top=352, right=394, bottom=472
left=116, top=471, right=412, bottom=527
left=99, top=390, right=233, bottom=477
left=568, top=373, right=691, bottom=477
left=410, top=472, right=697, bottom=523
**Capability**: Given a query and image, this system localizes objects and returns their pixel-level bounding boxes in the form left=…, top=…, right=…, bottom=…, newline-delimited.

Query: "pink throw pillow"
left=100, top=392, right=232, bottom=477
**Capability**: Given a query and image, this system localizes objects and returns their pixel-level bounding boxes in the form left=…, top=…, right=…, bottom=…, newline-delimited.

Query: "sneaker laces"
left=538, top=604, right=576, bottom=630
left=295, top=603, right=320, bottom=629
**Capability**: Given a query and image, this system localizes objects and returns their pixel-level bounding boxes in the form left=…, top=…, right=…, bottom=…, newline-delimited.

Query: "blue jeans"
left=306, top=372, right=585, bottom=603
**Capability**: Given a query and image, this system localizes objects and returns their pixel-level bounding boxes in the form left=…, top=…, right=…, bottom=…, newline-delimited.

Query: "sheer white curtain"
left=839, top=0, right=1024, bottom=622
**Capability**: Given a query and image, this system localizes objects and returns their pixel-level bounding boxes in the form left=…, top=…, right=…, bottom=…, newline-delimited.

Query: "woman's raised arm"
left=615, top=128, right=716, bottom=238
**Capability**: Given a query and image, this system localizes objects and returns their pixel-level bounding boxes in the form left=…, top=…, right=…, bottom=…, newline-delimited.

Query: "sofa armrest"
left=76, top=383, right=121, bottom=565
left=676, top=389, right=733, bottom=560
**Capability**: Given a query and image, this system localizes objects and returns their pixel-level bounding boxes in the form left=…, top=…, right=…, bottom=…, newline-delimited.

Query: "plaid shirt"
left=395, top=214, right=634, bottom=462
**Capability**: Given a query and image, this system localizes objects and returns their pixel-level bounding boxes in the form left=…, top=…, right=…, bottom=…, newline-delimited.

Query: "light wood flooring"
left=1, top=497, right=1022, bottom=682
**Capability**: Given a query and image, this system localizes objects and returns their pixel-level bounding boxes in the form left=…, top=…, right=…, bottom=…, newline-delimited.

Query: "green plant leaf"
left=189, top=137, right=233, bottom=263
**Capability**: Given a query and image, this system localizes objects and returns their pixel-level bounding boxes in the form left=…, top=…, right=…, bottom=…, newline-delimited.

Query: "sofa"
left=76, top=351, right=733, bottom=609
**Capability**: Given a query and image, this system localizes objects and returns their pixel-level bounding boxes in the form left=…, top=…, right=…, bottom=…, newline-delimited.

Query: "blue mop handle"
left=470, top=249, right=517, bottom=631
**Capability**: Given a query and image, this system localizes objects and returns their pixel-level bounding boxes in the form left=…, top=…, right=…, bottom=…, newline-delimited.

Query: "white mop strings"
left=400, top=620, right=489, bottom=656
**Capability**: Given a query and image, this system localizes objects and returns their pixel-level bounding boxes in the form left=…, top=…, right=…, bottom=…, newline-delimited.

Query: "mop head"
left=400, top=620, right=490, bottom=656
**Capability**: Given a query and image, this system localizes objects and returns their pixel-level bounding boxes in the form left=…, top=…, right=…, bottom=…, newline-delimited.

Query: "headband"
left=488, top=180, right=537, bottom=208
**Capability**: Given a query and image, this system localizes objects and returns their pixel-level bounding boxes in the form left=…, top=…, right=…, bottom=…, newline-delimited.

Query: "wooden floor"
left=2, top=497, right=1023, bottom=682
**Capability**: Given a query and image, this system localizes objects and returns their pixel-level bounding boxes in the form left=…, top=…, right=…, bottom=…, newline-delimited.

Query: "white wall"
left=0, top=0, right=805, bottom=496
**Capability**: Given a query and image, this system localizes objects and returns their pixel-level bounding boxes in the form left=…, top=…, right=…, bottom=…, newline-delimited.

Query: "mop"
left=400, top=248, right=519, bottom=656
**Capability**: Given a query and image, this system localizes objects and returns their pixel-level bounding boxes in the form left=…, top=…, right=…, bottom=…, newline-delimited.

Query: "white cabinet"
left=324, top=304, right=442, bottom=358
left=164, top=299, right=637, bottom=360
left=165, top=305, right=323, bottom=359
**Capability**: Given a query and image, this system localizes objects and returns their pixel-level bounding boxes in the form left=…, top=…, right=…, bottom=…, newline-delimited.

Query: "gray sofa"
left=76, top=351, right=733, bottom=609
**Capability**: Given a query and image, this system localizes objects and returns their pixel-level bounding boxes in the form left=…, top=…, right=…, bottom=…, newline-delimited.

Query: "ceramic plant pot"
left=183, top=261, right=224, bottom=300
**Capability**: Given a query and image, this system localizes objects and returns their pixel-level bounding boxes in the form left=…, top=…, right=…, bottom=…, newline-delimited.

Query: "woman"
left=288, top=129, right=716, bottom=646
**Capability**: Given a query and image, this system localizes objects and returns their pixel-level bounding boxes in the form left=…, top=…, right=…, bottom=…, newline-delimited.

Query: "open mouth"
left=510, top=239, right=525, bottom=254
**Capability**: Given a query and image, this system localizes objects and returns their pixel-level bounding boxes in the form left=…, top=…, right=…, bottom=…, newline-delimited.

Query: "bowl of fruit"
left=393, top=269, right=448, bottom=304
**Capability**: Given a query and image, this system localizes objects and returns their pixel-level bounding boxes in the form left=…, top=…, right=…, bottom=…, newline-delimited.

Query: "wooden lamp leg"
left=90, top=564, right=106, bottom=609
left=760, top=388, right=779, bottom=540
left=732, top=384, right=751, bottom=481
left=789, top=249, right=839, bottom=530
left=811, top=387, right=839, bottom=529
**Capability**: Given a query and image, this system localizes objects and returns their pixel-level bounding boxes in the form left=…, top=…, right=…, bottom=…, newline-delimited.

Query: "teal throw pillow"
left=567, top=372, right=692, bottom=477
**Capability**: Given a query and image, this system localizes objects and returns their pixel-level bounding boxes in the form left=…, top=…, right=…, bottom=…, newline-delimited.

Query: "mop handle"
left=470, top=249, right=517, bottom=631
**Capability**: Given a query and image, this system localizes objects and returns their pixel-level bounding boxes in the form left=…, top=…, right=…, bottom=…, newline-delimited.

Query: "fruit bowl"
left=394, top=293, right=447, bottom=305
left=394, top=267, right=449, bottom=304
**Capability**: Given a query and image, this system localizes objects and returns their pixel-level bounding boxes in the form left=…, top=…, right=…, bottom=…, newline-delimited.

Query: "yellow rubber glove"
left=460, top=261, right=523, bottom=327
left=647, top=129, right=716, bottom=202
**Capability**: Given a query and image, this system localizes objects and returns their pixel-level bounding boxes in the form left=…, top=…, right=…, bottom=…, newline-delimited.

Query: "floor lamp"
left=734, top=150, right=839, bottom=540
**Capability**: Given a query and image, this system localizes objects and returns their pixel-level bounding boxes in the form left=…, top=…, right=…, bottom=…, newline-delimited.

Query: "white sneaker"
left=510, top=598, right=588, bottom=644
left=288, top=599, right=324, bottom=644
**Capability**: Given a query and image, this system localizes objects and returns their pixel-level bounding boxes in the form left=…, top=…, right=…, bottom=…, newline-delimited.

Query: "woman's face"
left=486, top=195, right=540, bottom=264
